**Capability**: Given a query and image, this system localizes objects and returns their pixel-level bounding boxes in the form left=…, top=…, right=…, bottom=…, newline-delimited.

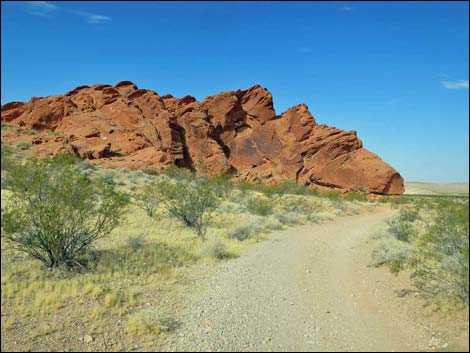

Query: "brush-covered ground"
left=1, top=136, right=468, bottom=352
left=1, top=143, right=373, bottom=352
left=369, top=194, right=469, bottom=350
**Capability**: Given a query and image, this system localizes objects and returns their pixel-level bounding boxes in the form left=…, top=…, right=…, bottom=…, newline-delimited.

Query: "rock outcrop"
left=1, top=81, right=404, bottom=194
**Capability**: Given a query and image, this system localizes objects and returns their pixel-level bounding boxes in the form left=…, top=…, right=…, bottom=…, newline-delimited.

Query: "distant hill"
left=404, top=181, right=469, bottom=195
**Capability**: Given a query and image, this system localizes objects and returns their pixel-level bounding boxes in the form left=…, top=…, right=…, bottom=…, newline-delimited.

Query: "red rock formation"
left=1, top=81, right=404, bottom=194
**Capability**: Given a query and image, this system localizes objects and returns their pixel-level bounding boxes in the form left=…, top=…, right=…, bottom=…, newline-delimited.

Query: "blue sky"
left=1, top=1, right=469, bottom=182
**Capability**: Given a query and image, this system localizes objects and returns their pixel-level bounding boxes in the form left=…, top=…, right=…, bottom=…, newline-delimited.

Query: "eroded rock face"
left=1, top=81, right=404, bottom=194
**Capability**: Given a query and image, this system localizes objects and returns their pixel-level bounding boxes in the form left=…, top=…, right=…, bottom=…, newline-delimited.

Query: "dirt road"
left=163, top=207, right=442, bottom=351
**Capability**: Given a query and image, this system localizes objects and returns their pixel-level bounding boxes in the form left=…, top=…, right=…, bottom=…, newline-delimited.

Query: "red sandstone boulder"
left=0, top=81, right=404, bottom=194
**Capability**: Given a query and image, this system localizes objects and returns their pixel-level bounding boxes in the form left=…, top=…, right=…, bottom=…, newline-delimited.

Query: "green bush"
left=53, top=152, right=82, bottom=165
left=344, top=191, right=368, bottom=202
left=387, top=219, right=414, bottom=242
left=244, top=194, right=274, bottom=216
left=1, top=145, right=15, bottom=171
left=228, top=221, right=262, bottom=241
left=161, top=165, right=194, bottom=180
left=126, top=234, right=146, bottom=249
left=1, top=158, right=127, bottom=268
left=275, top=211, right=304, bottom=225
left=159, top=179, right=219, bottom=239
left=16, top=142, right=31, bottom=150
left=412, top=201, right=469, bottom=304
left=371, top=231, right=412, bottom=271
left=321, top=190, right=342, bottom=200
left=1, top=121, right=16, bottom=130
left=207, top=174, right=233, bottom=199
left=198, top=238, right=232, bottom=259
left=387, top=208, right=420, bottom=242
left=280, top=197, right=317, bottom=218
left=134, top=182, right=163, bottom=218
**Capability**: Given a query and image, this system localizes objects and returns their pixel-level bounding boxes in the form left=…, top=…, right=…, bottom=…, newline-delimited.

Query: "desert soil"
left=163, top=207, right=469, bottom=352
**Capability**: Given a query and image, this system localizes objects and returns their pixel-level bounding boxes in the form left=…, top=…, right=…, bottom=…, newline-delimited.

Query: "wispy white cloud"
left=24, top=1, right=58, bottom=16
left=298, top=47, right=312, bottom=53
left=340, top=6, right=353, bottom=12
left=23, top=1, right=111, bottom=24
left=441, top=80, right=469, bottom=90
left=87, top=14, right=111, bottom=24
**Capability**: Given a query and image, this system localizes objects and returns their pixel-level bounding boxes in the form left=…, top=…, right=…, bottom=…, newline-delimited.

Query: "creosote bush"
left=134, top=181, right=163, bottom=218
left=159, top=179, right=219, bottom=239
left=412, top=200, right=469, bottom=304
left=375, top=197, right=469, bottom=305
left=244, top=194, right=274, bottom=216
left=1, top=157, right=127, bottom=268
left=198, top=238, right=232, bottom=259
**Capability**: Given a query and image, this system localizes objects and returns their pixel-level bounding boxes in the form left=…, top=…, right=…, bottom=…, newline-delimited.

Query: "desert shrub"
left=228, top=221, right=262, bottom=241
left=1, top=158, right=127, bottom=268
left=378, top=195, right=409, bottom=205
left=258, top=180, right=318, bottom=197
left=207, top=174, right=233, bottom=199
left=322, top=190, right=342, bottom=200
left=387, top=208, right=420, bottom=242
left=134, top=181, right=163, bottom=218
left=275, top=211, right=305, bottom=225
left=131, top=169, right=144, bottom=178
left=159, top=179, right=219, bottom=239
left=142, top=168, right=158, bottom=176
left=259, top=182, right=291, bottom=197
left=411, top=201, right=469, bottom=304
left=23, top=128, right=37, bottom=135
left=264, top=216, right=284, bottom=230
left=387, top=219, right=414, bottom=242
left=1, top=145, right=15, bottom=171
left=217, top=200, right=244, bottom=214
left=280, top=197, right=317, bottom=217
left=344, top=190, right=368, bottom=202
left=52, top=152, right=82, bottom=165
left=228, top=189, right=244, bottom=204
left=371, top=233, right=413, bottom=272
left=198, top=238, right=232, bottom=259
left=244, top=194, right=274, bottom=216
left=236, top=180, right=254, bottom=194
left=127, top=307, right=178, bottom=335
left=1, top=121, right=16, bottom=130
left=398, top=208, right=420, bottom=222
left=332, top=198, right=348, bottom=213
left=162, top=165, right=194, bottom=180
left=126, top=234, right=146, bottom=249
left=16, top=142, right=31, bottom=150
left=100, top=169, right=116, bottom=185
left=74, top=161, right=96, bottom=173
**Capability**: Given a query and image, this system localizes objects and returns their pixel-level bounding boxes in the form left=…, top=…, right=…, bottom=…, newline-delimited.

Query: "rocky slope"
left=1, top=81, right=404, bottom=194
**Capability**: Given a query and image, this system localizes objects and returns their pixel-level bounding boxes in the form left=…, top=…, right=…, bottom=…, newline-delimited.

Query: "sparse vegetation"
left=127, top=307, right=179, bottom=335
left=1, top=155, right=373, bottom=351
left=16, top=142, right=31, bottom=150
left=372, top=196, right=469, bottom=306
left=198, top=238, right=232, bottom=259
left=244, top=194, right=274, bottom=216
